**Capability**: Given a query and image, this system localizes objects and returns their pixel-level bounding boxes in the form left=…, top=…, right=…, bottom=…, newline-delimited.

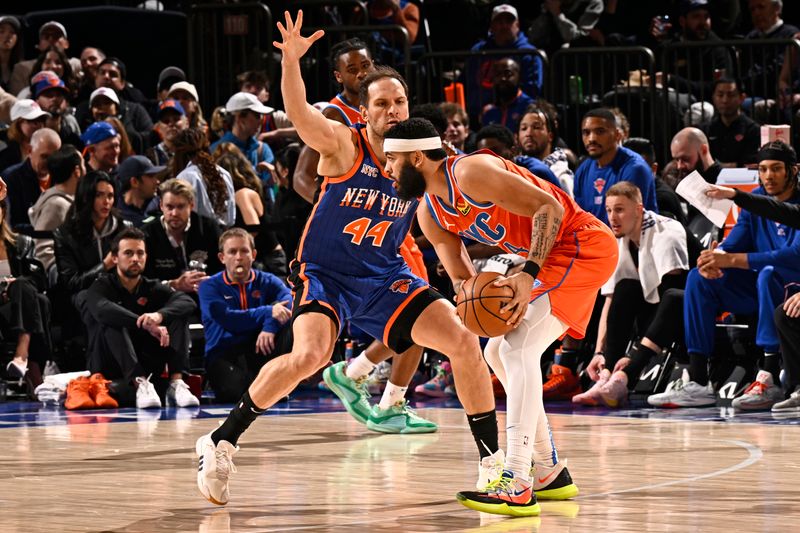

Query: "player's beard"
left=396, top=162, right=427, bottom=201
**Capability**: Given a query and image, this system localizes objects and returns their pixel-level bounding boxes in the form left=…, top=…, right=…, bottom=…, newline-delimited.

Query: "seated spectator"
left=270, top=143, right=312, bottom=264
left=573, top=181, right=701, bottom=407
left=81, top=121, right=121, bottom=174
left=235, top=70, right=296, bottom=148
left=480, top=57, right=534, bottom=134
left=699, top=77, right=761, bottom=168
left=198, top=228, right=292, bottom=402
left=670, top=127, right=722, bottom=184
left=53, top=171, right=131, bottom=300
left=117, top=156, right=165, bottom=227
left=8, top=21, right=81, bottom=96
left=0, top=197, right=51, bottom=387
left=83, top=227, right=198, bottom=408
left=76, top=46, right=105, bottom=102
left=517, top=103, right=575, bottom=196
left=573, top=108, right=657, bottom=224
left=441, top=102, right=472, bottom=153
left=742, top=0, right=799, bottom=101
left=624, top=137, right=687, bottom=226
left=141, top=178, right=222, bottom=293
left=104, top=116, right=134, bottom=163
left=5, top=127, right=60, bottom=232
left=167, top=81, right=207, bottom=136
left=360, top=0, right=420, bottom=65
left=0, top=15, right=22, bottom=93
left=29, top=144, right=84, bottom=276
left=527, top=0, right=604, bottom=55
left=0, top=99, right=48, bottom=174
left=156, top=66, right=185, bottom=105
left=474, top=123, right=563, bottom=190
left=651, top=141, right=800, bottom=410
left=78, top=87, right=151, bottom=154
left=146, top=99, right=188, bottom=166
left=32, top=71, right=81, bottom=147
left=212, top=142, right=286, bottom=276
left=465, top=4, right=543, bottom=119
left=210, top=92, right=275, bottom=204
left=169, top=128, right=236, bottom=228
left=94, top=57, right=146, bottom=105
left=17, top=45, right=77, bottom=100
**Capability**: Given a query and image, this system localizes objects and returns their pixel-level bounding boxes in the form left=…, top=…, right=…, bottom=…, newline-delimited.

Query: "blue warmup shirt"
left=481, top=90, right=535, bottom=133
left=211, top=131, right=275, bottom=201
left=720, top=187, right=800, bottom=269
left=199, top=269, right=292, bottom=362
left=514, top=155, right=563, bottom=190
left=573, top=146, right=658, bottom=224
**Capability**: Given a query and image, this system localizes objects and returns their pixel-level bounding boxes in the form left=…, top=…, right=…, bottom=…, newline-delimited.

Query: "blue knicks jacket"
left=720, top=187, right=800, bottom=272
left=198, top=269, right=292, bottom=362
left=573, top=146, right=657, bottom=224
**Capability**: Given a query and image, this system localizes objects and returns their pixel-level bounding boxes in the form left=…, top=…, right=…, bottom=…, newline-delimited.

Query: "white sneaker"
left=477, top=448, right=505, bottom=489
left=772, top=386, right=800, bottom=413
left=43, top=360, right=61, bottom=377
left=135, top=375, right=162, bottom=409
left=196, top=431, right=238, bottom=505
left=732, top=370, right=784, bottom=411
left=647, top=369, right=715, bottom=408
left=167, top=379, right=200, bottom=407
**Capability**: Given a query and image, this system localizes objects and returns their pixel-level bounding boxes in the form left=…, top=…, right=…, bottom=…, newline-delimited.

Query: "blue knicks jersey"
left=296, top=124, right=418, bottom=277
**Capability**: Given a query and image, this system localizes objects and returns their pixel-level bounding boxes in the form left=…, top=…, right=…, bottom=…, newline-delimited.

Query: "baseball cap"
left=167, top=81, right=199, bottom=102
left=680, top=0, right=709, bottom=15
left=157, top=66, right=186, bottom=92
left=32, top=71, right=69, bottom=98
left=39, top=21, right=67, bottom=39
left=0, top=15, right=21, bottom=32
left=81, top=122, right=119, bottom=146
left=10, top=99, right=50, bottom=122
left=90, top=87, right=120, bottom=106
left=225, top=91, right=271, bottom=114
left=491, top=4, right=518, bottom=21
left=117, top=155, right=166, bottom=186
left=158, top=98, right=186, bottom=118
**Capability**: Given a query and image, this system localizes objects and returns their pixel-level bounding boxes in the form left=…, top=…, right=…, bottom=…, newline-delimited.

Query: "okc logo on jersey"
left=360, top=163, right=379, bottom=178
left=593, top=177, right=606, bottom=194
left=455, top=197, right=471, bottom=216
left=390, top=278, right=412, bottom=294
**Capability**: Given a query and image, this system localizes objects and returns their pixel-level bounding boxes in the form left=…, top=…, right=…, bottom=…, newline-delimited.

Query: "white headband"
left=383, top=136, right=442, bottom=152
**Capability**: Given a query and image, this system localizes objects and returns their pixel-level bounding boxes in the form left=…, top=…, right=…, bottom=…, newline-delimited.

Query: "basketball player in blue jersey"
left=195, top=10, right=498, bottom=507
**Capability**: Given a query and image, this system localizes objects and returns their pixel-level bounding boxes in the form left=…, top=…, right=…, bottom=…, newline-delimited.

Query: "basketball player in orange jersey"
left=289, top=36, right=438, bottom=433
left=195, top=11, right=497, bottom=507
left=382, top=117, right=618, bottom=517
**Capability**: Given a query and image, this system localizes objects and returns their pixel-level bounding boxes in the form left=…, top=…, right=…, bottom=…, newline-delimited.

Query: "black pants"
left=0, top=278, right=52, bottom=365
left=605, top=276, right=686, bottom=368
left=77, top=292, right=190, bottom=381
left=205, top=328, right=293, bottom=403
left=774, top=305, right=800, bottom=393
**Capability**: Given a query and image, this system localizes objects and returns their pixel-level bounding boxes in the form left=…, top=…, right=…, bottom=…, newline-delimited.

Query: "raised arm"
left=273, top=11, right=352, bottom=160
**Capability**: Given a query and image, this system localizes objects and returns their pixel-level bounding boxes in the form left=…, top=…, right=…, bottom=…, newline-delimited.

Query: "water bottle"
left=568, top=75, right=583, bottom=104
left=344, top=341, right=354, bottom=361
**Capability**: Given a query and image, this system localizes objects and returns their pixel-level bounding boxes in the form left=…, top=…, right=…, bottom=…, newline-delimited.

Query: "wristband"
left=521, top=260, right=540, bottom=279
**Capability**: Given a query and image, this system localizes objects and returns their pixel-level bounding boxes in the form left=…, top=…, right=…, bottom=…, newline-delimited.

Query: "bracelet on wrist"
left=521, top=260, right=540, bottom=279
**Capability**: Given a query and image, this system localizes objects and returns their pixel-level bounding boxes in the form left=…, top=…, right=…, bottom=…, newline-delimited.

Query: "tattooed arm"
left=456, top=154, right=564, bottom=327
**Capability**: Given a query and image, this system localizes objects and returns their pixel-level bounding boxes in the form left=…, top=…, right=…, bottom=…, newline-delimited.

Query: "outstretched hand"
left=273, top=10, right=325, bottom=63
left=705, top=185, right=736, bottom=200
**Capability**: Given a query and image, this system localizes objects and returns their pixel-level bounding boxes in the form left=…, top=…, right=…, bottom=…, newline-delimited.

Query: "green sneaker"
left=322, top=361, right=372, bottom=425
left=365, top=401, right=438, bottom=434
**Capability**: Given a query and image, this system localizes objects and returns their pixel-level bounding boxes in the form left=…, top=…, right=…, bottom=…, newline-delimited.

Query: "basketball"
left=456, top=272, right=515, bottom=337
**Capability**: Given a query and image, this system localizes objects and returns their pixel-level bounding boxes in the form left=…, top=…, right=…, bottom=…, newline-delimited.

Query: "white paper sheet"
left=675, top=171, right=733, bottom=228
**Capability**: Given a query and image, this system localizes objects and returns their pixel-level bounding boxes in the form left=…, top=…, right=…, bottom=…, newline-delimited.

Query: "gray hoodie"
left=28, top=186, right=74, bottom=272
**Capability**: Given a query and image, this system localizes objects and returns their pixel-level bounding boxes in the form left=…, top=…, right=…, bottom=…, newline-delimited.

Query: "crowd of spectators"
left=1, top=0, right=800, bottom=416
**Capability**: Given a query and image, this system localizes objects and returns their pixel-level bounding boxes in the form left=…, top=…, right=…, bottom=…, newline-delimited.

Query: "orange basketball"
left=456, top=271, right=515, bottom=338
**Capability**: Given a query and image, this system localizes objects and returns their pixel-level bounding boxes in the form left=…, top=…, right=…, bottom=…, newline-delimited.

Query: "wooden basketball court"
left=1, top=398, right=799, bottom=532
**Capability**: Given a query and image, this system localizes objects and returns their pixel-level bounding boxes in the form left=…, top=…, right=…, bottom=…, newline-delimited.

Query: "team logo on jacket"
left=137, top=297, right=148, bottom=306
left=455, top=197, right=471, bottom=216
left=390, top=279, right=412, bottom=294
left=251, top=290, right=261, bottom=299
left=735, top=134, right=744, bottom=142
left=593, top=178, right=606, bottom=194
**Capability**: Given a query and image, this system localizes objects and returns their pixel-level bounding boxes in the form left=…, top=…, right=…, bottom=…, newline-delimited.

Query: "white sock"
left=379, top=381, right=408, bottom=409
left=533, top=418, right=558, bottom=468
left=345, top=352, right=375, bottom=380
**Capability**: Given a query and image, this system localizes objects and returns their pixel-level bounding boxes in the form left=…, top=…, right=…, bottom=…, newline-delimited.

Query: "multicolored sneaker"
left=572, top=369, right=610, bottom=406
left=414, top=361, right=454, bottom=398
left=456, top=471, right=540, bottom=517
left=647, top=369, right=715, bottom=408
left=365, top=361, right=392, bottom=395
left=532, top=460, right=579, bottom=500
left=543, top=364, right=582, bottom=401
left=732, top=370, right=784, bottom=411
left=323, top=361, right=372, bottom=424
left=477, top=448, right=505, bottom=489
left=599, top=371, right=629, bottom=408
left=365, top=401, right=438, bottom=433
